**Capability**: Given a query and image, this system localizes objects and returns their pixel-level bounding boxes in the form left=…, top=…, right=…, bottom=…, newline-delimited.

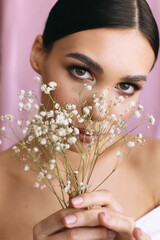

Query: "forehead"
left=52, top=28, right=155, bottom=74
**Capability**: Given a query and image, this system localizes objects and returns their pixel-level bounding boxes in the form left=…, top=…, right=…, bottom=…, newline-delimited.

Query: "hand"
left=63, top=189, right=152, bottom=240
left=33, top=189, right=152, bottom=240
left=133, top=228, right=152, bottom=240
left=33, top=207, right=112, bottom=239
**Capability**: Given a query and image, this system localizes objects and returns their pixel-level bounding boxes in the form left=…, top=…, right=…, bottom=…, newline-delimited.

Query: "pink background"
left=0, top=0, right=160, bottom=152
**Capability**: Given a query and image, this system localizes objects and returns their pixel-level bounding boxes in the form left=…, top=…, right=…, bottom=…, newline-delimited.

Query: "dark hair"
left=42, top=0, right=159, bottom=61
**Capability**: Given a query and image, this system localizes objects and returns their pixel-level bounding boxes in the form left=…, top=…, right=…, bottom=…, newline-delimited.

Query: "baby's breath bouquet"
left=0, top=77, right=155, bottom=208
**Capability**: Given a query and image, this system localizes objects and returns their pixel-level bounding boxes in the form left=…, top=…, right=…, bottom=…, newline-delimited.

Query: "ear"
left=30, top=35, right=45, bottom=74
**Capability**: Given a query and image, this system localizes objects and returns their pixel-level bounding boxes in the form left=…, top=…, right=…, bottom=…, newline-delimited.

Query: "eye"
left=116, top=83, right=141, bottom=96
left=70, top=66, right=94, bottom=81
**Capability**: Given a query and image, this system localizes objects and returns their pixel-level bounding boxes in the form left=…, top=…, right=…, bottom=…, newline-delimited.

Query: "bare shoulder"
left=132, top=136, right=160, bottom=206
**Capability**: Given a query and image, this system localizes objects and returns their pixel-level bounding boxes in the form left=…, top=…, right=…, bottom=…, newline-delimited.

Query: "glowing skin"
left=30, top=28, right=155, bottom=151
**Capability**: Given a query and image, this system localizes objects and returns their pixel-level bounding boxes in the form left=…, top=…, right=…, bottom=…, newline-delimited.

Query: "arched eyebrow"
left=120, top=75, right=147, bottom=82
left=65, top=52, right=104, bottom=74
left=65, top=52, right=147, bottom=82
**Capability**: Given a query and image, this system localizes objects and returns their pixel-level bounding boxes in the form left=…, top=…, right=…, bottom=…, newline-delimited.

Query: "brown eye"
left=75, top=69, right=86, bottom=76
left=71, top=67, right=93, bottom=80
left=119, top=83, right=130, bottom=90
left=116, top=83, right=135, bottom=95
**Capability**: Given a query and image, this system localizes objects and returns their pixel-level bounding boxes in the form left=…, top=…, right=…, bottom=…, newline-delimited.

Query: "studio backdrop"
left=0, top=0, right=160, bottom=152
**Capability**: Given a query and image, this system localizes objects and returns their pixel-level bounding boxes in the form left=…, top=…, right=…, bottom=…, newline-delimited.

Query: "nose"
left=80, top=84, right=111, bottom=122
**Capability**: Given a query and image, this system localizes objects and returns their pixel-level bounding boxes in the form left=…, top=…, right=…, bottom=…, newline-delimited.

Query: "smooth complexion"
left=0, top=28, right=158, bottom=240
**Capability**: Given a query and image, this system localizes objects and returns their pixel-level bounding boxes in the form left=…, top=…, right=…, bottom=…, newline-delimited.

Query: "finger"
left=63, top=207, right=127, bottom=229
left=33, top=208, right=82, bottom=237
left=70, top=189, right=123, bottom=212
left=98, top=211, right=135, bottom=239
left=47, top=227, right=115, bottom=240
left=133, top=228, right=152, bottom=240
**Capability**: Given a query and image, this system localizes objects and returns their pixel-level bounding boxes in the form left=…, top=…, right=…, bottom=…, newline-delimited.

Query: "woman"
left=0, top=0, right=159, bottom=239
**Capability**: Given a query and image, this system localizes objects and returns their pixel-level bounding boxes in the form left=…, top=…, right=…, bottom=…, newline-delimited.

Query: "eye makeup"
left=67, top=63, right=143, bottom=97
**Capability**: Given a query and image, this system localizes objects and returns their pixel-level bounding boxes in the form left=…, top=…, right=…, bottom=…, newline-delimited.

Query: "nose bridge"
left=81, top=83, right=111, bottom=121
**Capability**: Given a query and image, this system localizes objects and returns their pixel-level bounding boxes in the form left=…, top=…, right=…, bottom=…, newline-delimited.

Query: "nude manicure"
left=71, top=196, right=83, bottom=205
left=64, top=214, right=77, bottom=225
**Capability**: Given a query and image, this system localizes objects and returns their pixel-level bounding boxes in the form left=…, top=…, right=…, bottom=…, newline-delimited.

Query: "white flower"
left=40, top=138, right=47, bottom=145
left=24, top=103, right=31, bottom=111
left=19, top=102, right=24, bottom=111
left=38, top=172, right=44, bottom=180
left=111, top=114, right=117, bottom=121
left=40, top=184, right=46, bottom=190
left=134, top=111, right=141, bottom=118
left=28, top=91, right=33, bottom=97
left=24, top=165, right=30, bottom=171
left=47, top=110, right=54, bottom=118
left=56, top=146, right=61, bottom=152
left=40, top=111, right=47, bottom=117
left=26, top=120, right=31, bottom=126
left=34, top=76, right=41, bottom=83
left=71, top=104, right=76, bottom=110
left=51, top=134, right=59, bottom=142
left=137, top=133, right=143, bottom=138
left=57, top=128, right=67, bottom=137
left=44, top=87, right=52, bottom=94
left=127, top=141, right=135, bottom=148
left=67, top=137, right=77, bottom=144
left=34, top=182, right=40, bottom=188
left=18, top=90, right=25, bottom=100
left=22, top=127, right=28, bottom=135
left=117, top=96, right=124, bottom=103
left=34, top=104, right=39, bottom=111
left=41, top=84, right=47, bottom=92
left=17, top=120, right=22, bottom=126
left=5, top=114, right=13, bottom=121
left=47, top=174, right=52, bottom=180
left=130, top=101, right=136, bottom=108
left=33, top=147, right=39, bottom=152
left=86, top=85, right=92, bottom=91
left=74, top=128, right=80, bottom=135
left=95, top=102, right=100, bottom=109
left=138, top=104, right=144, bottom=111
left=79, top=182, right=84, bottom=186
left=83, top=107, right=90, bottom=115
left=72, top=110, right=78, bottom=116
left=116, top=151, right=121, bottom=158
left=49, top=164, right=55, bottom=170
left=28, top=98, right=33, bottom=103
left=55, top=103, right=60, bottom=110
left=0, top=140, right=2, bottom=145
left=66, top=127, right=73, bottom=134
left=149, top=115, right=155, bottom=125
left=12, top=146, right=20, bottom=153
left=50, top=159, right=56, bottom=164
left=77, top=117, right=84, bottom=123
left=1, top=126, right=5, bottom=131
left=137, top=139, right=142, bottom=143
left=48, top=81, right=57, bottom=89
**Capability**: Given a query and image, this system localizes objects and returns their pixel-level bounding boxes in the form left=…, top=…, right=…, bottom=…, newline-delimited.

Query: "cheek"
left=111, top=94, right=140, bottom=120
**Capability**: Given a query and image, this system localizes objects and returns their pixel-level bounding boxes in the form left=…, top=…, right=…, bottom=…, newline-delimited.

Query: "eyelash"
left=68, top=64, right=142, bottom=96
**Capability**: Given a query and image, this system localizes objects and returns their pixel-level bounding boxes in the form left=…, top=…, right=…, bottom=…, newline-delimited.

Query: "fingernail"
left=64, top=215, right=77, bottom=225
left=108, top=230, right=116, bottom=239
left=71, top=196, right=83, bottom=206
left=104, top=212, right=111, bottom=220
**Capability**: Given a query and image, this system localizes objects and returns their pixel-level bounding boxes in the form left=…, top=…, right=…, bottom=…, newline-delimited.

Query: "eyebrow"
left=65, top=52, right=147, bottom=82
left=120, top=75, right=147, bottom=82
left=65, top=52, right=104, bottom=74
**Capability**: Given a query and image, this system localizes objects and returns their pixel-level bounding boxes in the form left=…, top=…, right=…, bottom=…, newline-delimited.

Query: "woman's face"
left=31, top=28, right=155, bottom=150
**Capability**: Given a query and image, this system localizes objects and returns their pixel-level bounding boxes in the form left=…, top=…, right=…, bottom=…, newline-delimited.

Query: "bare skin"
left=0, top=28, right=159, bottom=239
